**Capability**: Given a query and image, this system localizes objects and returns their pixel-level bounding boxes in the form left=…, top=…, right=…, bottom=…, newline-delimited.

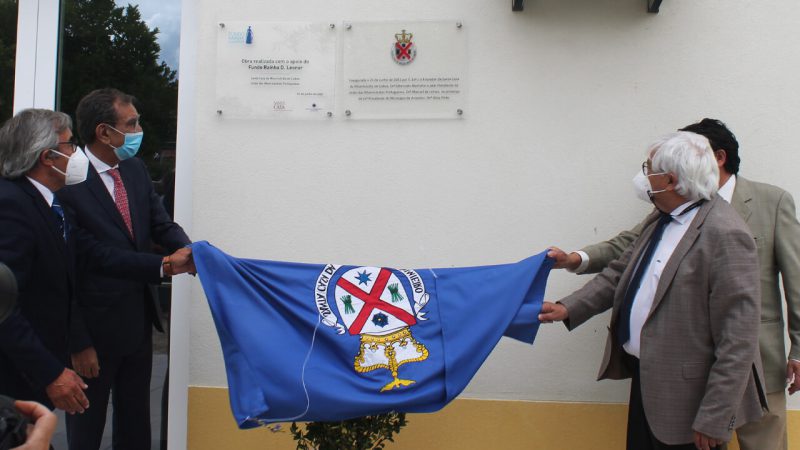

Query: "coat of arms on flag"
left=191, top=241, right=552, bottom=426
left=316, top=264, right=430, bottom=392
left=392, top=29, right=416, bottom=65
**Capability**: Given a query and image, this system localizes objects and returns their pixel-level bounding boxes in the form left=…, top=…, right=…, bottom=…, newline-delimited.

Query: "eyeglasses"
left=642, top=161, right=668, bottom=177
left=54, top=138, right=79, bottom=154
left=105, top=119, right=141, bottom=134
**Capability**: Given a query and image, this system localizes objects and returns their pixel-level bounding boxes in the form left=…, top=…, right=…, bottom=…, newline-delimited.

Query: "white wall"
left=175, top=0, right=800, bottom=424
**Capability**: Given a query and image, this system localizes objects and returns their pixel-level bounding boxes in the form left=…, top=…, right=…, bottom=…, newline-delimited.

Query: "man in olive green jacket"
left=549, top=119, right=800, bottom=450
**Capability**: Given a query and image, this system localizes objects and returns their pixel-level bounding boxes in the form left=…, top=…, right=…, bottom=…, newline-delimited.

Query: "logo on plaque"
left=392, top=30, right=416, bottom=65
left=245, top=26, right=254, bottom=44
left=226, top=25, right=253, bottom=45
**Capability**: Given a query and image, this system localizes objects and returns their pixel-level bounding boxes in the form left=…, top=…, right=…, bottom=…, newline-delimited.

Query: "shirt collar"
left=717, top=174, right=736, bottom=203
left=25, top=176, right=54, bottom=207
left=669, top=200, right=701, bottom=225
left=85, top=147, right=116, bottom=173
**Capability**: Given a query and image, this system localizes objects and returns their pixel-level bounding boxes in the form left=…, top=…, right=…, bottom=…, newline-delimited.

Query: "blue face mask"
left=107, top=125, right=143, bottom=161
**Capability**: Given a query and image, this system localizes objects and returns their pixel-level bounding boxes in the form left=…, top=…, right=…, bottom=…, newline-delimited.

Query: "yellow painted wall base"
left=187, top=386, right=799, bottom=449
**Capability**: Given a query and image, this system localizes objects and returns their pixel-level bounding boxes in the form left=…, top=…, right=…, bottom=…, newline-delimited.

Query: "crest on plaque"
left=391, top=30, right=416, bottom=65
left=315, top=264, right=431, bottom=392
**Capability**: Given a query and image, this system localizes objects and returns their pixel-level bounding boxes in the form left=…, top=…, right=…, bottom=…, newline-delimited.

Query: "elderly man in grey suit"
left=540, top=131, right=767, bottom=450
left=549, top=119, right=800, bottom=450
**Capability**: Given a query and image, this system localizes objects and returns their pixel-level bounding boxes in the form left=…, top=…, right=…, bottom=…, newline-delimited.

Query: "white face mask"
left=632, top=170, right=668, bottom=204
left=50, top=148, right=89, bottom=185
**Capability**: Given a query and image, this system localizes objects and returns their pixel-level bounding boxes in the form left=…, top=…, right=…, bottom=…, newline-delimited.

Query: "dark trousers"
left=626, top=354, right=724, bottom=450
left=66, top=331, right=153, bottom=450
left=160, top=367, right=169, bottom=450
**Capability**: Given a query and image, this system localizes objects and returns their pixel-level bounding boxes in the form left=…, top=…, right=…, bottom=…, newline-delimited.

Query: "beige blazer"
left=581, top=176, right=800, bottom=393
left=562, top=195, right=767, bottom=444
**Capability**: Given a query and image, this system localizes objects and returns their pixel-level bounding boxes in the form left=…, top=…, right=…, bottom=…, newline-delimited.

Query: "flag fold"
left=191, top=241, right=552, bottom=427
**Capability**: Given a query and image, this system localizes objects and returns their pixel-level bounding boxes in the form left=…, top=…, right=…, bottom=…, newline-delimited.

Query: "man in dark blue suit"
left=59, top=88, right=192, bottom=450
left=0, top=109, right=91, bottom=414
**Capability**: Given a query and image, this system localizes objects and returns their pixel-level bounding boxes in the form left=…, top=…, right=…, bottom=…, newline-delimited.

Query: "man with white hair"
left=0, top=109, right=90, bottom=414
left=539, top=132, right=767, bottom=450
left=550, top=118, right=800, bottom=450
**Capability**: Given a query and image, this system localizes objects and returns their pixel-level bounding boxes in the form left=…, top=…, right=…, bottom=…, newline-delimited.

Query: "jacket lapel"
left=611, top=209, right=662, bottom=323
left=85, top=165, right=135, bottom=245
left=15, top=178, right=66, bottom=257
left=648, top=196, right=717, bottom=316
left=731, top=176, right=753, bottom=224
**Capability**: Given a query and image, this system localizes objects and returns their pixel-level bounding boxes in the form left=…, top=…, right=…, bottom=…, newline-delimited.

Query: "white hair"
left=648, top=131, right=719, bottom=201
left=0, top=109, right=72, bottom=179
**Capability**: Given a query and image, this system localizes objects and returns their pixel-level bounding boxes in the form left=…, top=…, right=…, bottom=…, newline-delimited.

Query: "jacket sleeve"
left=560, top=237, right=637, bottom=330
left=0, top=310, right=64, bottom=389
left=65, top=208, right=164, bottom=284
left=138, top=158, right=190, bottom=251
left=579, top=213, right=651, bottom=274
left=775, top=191, right=800, bottom=362
left=692, top=225, right=761, bottom=440
left=0, top=199, right=64, bottom=389
left=68, top=289, right=93, bottom=353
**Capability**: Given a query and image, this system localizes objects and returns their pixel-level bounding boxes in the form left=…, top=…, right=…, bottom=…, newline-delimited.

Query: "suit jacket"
left=581, top=176, right=800, bottom=393
left=58, top=156, right=190, bottom=357
left=562, top=195, right=767, bottom=444
left=0, top=177, right=74, bottom=405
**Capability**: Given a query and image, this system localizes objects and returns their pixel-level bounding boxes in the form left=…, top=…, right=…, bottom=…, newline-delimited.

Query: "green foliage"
left=58, top=0, right=178, bottom=178
left=0, top=0, right=18, bottom=122
left=290, top=413, right=408, bottom=450
left=0, top=0, right=177, bottom=177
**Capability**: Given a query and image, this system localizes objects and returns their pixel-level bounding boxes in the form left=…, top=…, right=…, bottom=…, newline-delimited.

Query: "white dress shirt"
left=85, top=147, right=118, bottom=200
left=623, top=201, right=700, bottom=357
left=717, top=175, right=736, bottom=203
left=26, top=177, right=54, bottom=206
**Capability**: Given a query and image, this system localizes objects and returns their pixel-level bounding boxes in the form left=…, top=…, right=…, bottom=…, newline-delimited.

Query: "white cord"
left=245, top=313, right=323, bottom=426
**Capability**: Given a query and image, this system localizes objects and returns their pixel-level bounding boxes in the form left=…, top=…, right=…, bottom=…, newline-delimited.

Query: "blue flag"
left=191, top=241, right=552, bottom=427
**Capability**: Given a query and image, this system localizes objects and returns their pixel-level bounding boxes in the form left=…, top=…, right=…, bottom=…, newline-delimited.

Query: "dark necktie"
left=51, top=197, right=68, bottom=241
left=616, top=212, right=672, bottom=346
